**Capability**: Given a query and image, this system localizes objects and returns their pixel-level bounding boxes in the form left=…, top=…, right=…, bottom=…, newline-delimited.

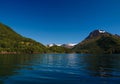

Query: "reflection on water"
left=0, top=54, right=34, bottom=78
left=0, top=54, right=120, bottom=84
left=83, top=54, right=120, bottom=78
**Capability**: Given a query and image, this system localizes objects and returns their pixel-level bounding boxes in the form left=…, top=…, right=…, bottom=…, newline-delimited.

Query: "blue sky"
left=0, top=0, right=120, bottom=45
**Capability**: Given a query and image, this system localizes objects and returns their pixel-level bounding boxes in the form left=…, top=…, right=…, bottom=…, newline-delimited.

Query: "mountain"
left=61, top=43, right=77, bottom=49
left=0, top=23, right=46, bottom=54
left=47, top=45, right=72, bottom=53
left=46, top=43, right=75, bottom=53
left=47, top=43, right=76, bottom=49
left=73, top=29, right=120, bottom=54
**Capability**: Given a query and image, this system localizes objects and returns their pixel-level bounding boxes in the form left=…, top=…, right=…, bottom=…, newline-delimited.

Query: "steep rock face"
left=0, top=23, right=46, bottom=54
left=85, top=30, right=110, bottom=40
left=73, top=30, right=120, bottom=54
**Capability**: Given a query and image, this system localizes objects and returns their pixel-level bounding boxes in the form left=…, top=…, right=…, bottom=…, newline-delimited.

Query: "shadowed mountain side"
left=73, top=30, right=120, bottom=54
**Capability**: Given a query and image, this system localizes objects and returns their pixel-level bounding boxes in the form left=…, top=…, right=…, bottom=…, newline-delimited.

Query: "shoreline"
left=0, top=52, right=44, bottom=54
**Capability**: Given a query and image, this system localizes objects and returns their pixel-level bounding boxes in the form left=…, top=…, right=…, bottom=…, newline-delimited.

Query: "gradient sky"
left=0, top=0, right=120, bottom=45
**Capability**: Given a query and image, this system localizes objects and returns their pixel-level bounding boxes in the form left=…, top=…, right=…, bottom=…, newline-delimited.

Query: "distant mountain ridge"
left=73, top=29, right=120, bottom=54
left=47, top=43, right=76, bottom=48
left=0, top=22, right=120, bottom=54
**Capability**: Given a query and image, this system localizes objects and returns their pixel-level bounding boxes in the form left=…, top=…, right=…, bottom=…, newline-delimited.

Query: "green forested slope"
left=0, top=23, right=46, bottom=54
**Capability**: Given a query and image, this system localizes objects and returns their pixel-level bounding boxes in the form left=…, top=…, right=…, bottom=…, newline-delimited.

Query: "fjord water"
left=0, top=54, right=120, bottom=84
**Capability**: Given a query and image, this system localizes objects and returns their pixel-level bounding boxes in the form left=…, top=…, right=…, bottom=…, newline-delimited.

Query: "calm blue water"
left=0, top=54, right=120, bottom=84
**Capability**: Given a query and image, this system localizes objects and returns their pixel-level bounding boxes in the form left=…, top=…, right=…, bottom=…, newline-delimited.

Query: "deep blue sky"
left=0, top=0, right=120, bottom=45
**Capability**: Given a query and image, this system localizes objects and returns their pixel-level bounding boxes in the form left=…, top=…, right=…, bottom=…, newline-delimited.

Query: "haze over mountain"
left=47, top=43, right=76, bottom=49
left=73, top=30, right=120, bottom=54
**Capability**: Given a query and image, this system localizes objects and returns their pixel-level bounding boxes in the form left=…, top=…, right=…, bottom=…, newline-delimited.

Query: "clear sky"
left=0, top=0, right=120, bottom=45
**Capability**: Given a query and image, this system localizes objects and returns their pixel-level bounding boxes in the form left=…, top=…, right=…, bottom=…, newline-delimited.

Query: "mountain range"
left=73, top=30, right=120, bottom=54
left=0, top=22, right=120, bottom=54
left=47, top=43, right=77, bottom=48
